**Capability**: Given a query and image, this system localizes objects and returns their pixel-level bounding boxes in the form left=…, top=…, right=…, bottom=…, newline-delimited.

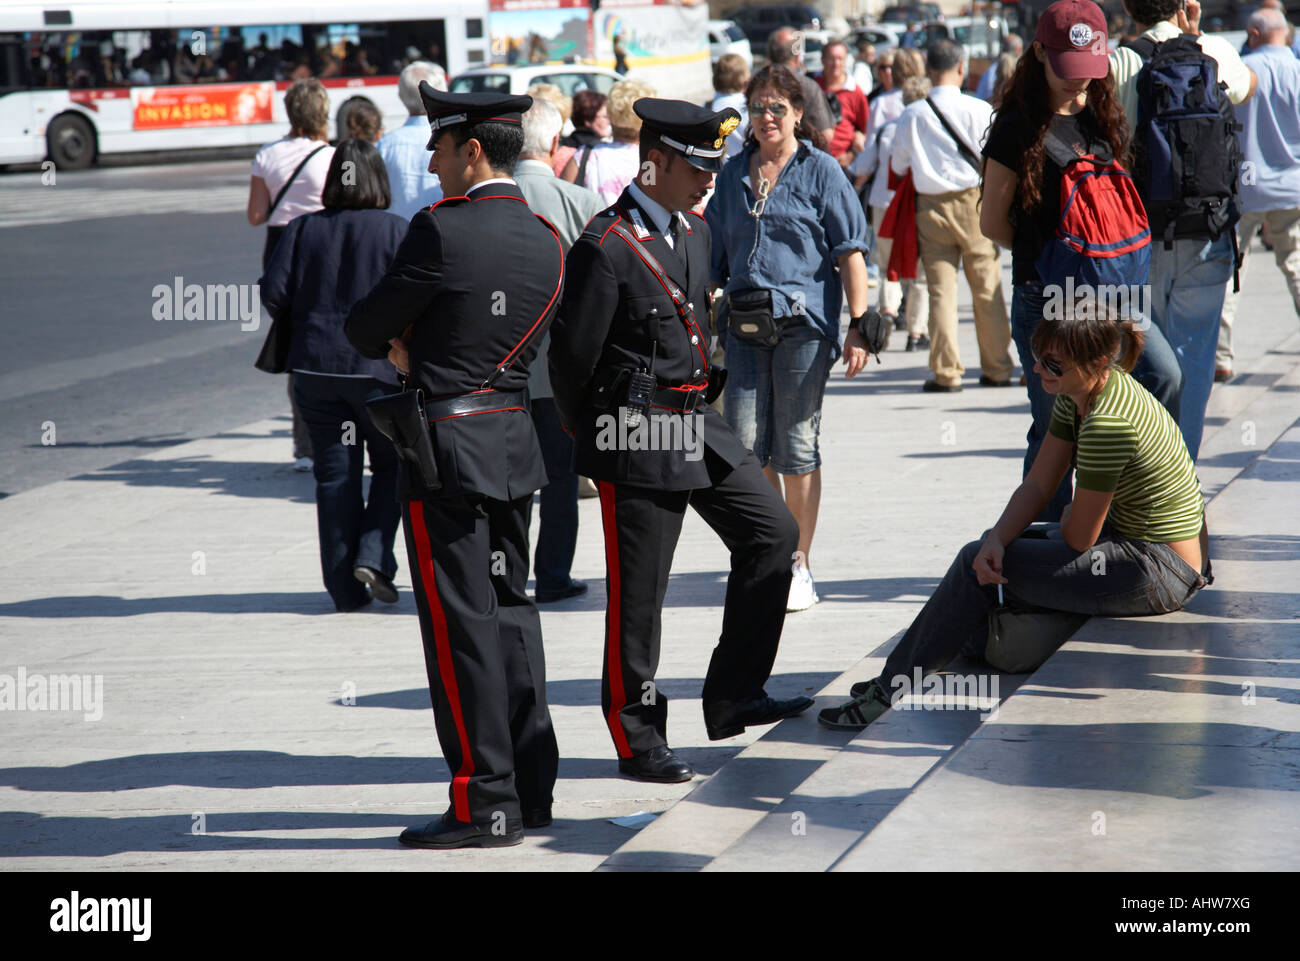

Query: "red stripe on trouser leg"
left=597, top=481, right=634, bottom=758
left=407, top=500, right=476, bottom=821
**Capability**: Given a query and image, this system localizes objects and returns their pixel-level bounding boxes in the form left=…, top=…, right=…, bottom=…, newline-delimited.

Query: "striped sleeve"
left=1048, top=393, right=1076, bottom=442
left=1075, top=414, right=1137, bottom=493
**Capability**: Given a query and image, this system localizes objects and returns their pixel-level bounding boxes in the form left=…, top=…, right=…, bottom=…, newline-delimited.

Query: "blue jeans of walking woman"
left=723, top=324, right=835, bottom=475
left=879, top=522, right=1208, bottom=683
left=294, top=372, right=401, bottom=611
left=1010, top=282, right=1183, bottom=522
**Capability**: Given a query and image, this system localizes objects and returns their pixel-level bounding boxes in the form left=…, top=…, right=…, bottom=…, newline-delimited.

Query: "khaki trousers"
left=1218, top=207, right=1300, bottom=368
left=916, top=187, right=1013, bottom=386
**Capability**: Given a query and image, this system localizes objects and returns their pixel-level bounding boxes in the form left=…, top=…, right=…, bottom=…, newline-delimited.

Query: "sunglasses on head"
left=747, top=100, right=789, bottom=117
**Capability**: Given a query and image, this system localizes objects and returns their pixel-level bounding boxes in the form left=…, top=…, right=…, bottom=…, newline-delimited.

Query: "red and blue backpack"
left=1033, top=130, right=1151, bottom=291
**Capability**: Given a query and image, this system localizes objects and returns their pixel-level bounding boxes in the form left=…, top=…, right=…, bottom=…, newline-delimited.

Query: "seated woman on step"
left=819, top=309, right=1212, bottom=730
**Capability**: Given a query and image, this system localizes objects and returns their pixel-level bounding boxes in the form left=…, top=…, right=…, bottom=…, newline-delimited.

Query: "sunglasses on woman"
left=747, top=101, right=789, bottom=117
left=1033, top=351, right=1068, bottom=377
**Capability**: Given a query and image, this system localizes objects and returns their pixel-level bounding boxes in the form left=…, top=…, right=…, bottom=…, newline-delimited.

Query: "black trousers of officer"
left=596, top=446, right=799, bottom=757
left=401, top=492, right=559, bottom=824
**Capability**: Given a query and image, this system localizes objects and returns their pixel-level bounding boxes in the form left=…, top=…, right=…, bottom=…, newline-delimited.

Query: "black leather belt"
left=649, top=383, right=707, bottom=413
left=426, top=389, right=526, bottom=422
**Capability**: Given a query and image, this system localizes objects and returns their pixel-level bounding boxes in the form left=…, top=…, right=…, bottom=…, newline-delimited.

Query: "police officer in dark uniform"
left=344, top=87, right=564, bottom=848
left=548, top=99, right=814, bottom=783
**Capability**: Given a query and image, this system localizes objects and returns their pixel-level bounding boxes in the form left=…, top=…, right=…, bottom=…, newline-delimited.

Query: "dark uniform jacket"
left=549, top=188, right=748, bottom=491
left=345, top=183, right=564, bottom=501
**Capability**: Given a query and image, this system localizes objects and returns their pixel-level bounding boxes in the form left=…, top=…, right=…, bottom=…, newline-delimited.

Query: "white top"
left=1109, top=21, right=1255, bottom=132
left=848, top=119, right=900, bottom=211
left=251, top=136, right=335, bottom=227
left=890, top=84, right=992, bottom=195
left=710, top=91, right=750, bottom=160
left=851, top=60, right=874, bottom=96
left=866, top=88, right=904, bottom=138
left=580, top=141, right=642, bottom=206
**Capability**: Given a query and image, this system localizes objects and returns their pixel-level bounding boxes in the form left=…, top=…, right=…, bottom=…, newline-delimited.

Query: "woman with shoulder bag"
left=259, top=140, right=408, bottom=612
left=247, top=78, right=336, bottom=471
left=705, top=64, right=874, bottom=613
left=820, top=311, right=1212, bottom=730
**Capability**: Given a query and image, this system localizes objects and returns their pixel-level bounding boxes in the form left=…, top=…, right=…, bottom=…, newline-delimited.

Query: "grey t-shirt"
left=798, top=73, right=835, bottom=142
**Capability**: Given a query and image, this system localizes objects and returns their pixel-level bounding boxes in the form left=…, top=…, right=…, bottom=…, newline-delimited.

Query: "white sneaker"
left=293, top=456, right=314, bottom=472
left=787, top=566, right=819, bottom=612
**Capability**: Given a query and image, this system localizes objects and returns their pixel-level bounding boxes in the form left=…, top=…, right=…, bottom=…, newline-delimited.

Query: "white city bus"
left=0, top=0, right=492, bottom=168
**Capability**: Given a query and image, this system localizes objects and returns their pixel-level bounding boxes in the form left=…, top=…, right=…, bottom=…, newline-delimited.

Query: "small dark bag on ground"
left=364, top=389, right=441, bottom=492
left=727, top=288, right=781, bottom=347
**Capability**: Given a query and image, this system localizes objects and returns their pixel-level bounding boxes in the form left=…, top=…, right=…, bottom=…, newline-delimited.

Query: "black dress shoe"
left=922, top=379, right=962, bottom=393
left=354, top=565, right=398, bottom=603
left=398, top=813, right=523, bottom=849
left=535, top=579, right=588, bottom=603
left=978, top=375, right=1014, bottom=387
left=704, top=695, right=815, bottom=740
left=617, top=745, right=694, bottom=783
left=522, top=808, right=552, bottom=829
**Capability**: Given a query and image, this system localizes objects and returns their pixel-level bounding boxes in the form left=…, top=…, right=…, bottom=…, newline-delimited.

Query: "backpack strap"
left=1124, top=35, right=1158, bottom=60
left=576, top=144, right=593, bottom=188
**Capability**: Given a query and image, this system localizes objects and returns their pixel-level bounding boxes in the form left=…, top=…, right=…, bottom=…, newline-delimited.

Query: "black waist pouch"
left=727, top=288, right=780, bottom=347
left=365, top=389, right=441, bottom=492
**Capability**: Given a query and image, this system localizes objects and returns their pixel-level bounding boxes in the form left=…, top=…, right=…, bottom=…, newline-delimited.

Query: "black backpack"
left=1128, top=34, right=1243, bottom=279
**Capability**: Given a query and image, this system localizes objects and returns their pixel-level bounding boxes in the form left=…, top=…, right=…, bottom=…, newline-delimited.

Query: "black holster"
left=365, top=389, right=441, bottom=492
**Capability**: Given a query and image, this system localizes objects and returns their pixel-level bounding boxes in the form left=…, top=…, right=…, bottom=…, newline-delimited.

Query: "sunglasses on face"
left=1033, top=351, right=1068, bottom=377
left=748, top=101, right=790, bottom=118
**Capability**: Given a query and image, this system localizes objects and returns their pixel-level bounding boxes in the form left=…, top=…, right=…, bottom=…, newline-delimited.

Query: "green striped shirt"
left=1048, top=368, right=1204, bottom=542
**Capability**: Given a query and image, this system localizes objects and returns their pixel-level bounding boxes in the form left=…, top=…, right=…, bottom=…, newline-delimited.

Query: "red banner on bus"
left=132, top=83, right=274, bottom=130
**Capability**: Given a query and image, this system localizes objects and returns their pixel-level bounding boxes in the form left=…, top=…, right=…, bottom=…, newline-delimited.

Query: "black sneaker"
left=354, top=566, right=398, bottom=603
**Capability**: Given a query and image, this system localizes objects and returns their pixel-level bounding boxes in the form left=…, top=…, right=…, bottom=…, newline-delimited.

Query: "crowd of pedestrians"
left=248, top=0, right=1297, bottom=694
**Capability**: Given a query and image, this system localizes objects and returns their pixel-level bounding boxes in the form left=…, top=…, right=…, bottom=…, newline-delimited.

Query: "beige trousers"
left=916, top=187, right=1013, bottom=386
left=1218, top=208, right=1300, bottom=368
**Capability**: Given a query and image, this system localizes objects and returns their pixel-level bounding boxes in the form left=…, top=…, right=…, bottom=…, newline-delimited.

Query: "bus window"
left=1, top=34, right=26, bottom=91
left=449, top=72, right=509, bottom=93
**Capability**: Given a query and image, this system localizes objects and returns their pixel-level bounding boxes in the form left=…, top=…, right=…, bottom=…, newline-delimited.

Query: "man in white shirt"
left=891, top=38, right=1013, bottom=392
left=377, top=61, right=445, bottom=220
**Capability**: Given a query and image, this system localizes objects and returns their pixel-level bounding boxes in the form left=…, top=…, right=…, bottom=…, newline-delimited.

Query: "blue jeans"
left=1009, top=281, right=1184, bottom=521
left=294, top=373, right=401, bottom=611
left=1148, top=233, right=1235, bottom=459
left=723, top=324, right=835, bottom=474
left=879, top=523, right=1207, bottom=682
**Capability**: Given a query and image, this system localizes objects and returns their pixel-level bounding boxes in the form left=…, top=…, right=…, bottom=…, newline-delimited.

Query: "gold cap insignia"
left=719, top=115, right=740, bottom=137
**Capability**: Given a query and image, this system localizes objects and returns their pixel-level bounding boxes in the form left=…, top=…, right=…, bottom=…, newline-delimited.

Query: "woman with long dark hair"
left=260, top=139, right=408, bottom=611
left=980, top=3, right=1179, bottom=522
left=705, top=64, right=871, bottom=612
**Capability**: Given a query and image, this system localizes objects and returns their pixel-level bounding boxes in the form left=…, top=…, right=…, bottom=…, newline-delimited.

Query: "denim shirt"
left=705, top=139, right=869, bottom=359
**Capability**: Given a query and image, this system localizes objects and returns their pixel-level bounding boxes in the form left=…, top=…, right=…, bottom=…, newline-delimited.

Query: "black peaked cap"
left=419, top=84, right=534, bottom=149
left=633, top=98, right=742, bottom=172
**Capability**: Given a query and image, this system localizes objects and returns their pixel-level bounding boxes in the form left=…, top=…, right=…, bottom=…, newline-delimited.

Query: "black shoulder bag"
left=924, top=96, right=982, bottom=172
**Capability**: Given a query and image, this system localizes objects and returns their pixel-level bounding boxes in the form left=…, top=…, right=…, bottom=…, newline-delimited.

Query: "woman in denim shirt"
left=705, top=64, right=872, bottom=613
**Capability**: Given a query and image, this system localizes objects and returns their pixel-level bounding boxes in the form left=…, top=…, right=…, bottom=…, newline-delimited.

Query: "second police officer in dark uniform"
left=549, top=100, right=815, bottom=783
left=345, top=88, right=563, bottom=848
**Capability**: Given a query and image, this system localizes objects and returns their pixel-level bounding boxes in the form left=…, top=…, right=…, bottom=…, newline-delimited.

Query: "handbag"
left=726, top=288, right=782, bottom=347
left=253, top=144, right=328, bottom=375
left=364, top=389, right=441, bottom=492
left=985, top=600, right=1089, bottom=673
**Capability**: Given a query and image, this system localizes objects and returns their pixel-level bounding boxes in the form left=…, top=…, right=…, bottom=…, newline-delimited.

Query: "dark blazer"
left=259, top=207, right=408, bottom=383
left=345, top=182, right=564, bottom=501
left=548, top=187, right=748, bottom=491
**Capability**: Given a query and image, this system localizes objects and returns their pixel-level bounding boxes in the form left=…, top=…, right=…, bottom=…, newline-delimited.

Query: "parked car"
left=708, top=19, right=755, bottom=70
left=880, top=3, right=942, bottom=23
left=850, top=24, right=905, bottom=50
left=725, top=4, right=823, bottom=50
left=799, top=28, right=835, bottom=75
left=448, top=64, right=622, bottom=97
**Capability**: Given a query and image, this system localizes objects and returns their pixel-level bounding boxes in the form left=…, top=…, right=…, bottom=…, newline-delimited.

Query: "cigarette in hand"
left=997, top=584, right=1004, bottom=605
